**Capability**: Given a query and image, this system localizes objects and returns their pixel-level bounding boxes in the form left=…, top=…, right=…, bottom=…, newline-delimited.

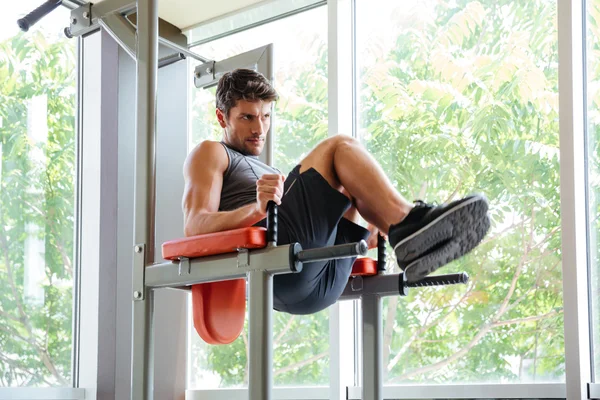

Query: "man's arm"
left=182, top=141, right=265, bottom=237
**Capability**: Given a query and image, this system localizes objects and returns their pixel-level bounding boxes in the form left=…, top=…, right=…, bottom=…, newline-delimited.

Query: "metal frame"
left=558, top=0, right=593, bottom=399
left=64, top=0, right=209, bottom=63
left=193, top=43, right=275, bottom=166
left=590, top=383, right=600, bottom=399
left=0, top=388, right=86, bottom=400
left=346, top=383, right=567, bottom=399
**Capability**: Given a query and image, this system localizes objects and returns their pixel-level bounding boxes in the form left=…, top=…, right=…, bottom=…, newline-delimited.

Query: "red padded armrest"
left=351, top=258, right=378, bottom=276
left=162, top=227, right=267, bottom=260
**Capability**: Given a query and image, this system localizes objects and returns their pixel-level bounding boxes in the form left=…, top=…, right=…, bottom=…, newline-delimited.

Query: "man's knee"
left=323, top=134, right=359, bottom=151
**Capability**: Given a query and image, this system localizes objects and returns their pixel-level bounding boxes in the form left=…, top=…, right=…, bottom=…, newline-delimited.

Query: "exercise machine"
left=18, top=1, right=469, bottom=399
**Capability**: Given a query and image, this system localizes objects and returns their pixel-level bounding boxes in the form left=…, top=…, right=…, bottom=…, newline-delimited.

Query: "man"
left=182, top=69, right=489, bottom=315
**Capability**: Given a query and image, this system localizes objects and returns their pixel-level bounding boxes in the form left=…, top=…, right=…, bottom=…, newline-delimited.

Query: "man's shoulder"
left=185, top=140, right=228, bottom=174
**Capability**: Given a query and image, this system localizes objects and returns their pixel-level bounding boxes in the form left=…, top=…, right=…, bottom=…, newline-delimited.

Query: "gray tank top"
left=219, top=142, right=280, bottom=211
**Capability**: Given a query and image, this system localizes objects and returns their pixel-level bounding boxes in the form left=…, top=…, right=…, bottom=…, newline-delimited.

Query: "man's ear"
left=216, top=108, right=227, bottom=128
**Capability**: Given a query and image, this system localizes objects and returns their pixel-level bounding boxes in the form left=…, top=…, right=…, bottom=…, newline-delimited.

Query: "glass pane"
left=357, top=0, right=563, bottom=383
left=588, top=0, right=600, bottom=381
left=0, top=2, right=77, bottom=387
left=187, top=5, right=329, bottom=388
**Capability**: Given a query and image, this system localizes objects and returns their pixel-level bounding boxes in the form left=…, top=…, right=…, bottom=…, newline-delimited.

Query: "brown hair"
left=216, top=69, right=279, bottom=118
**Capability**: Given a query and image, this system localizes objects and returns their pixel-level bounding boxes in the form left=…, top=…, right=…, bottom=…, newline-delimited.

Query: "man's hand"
left=366, top=223, right=387, bottom=249
left=256, top=174, right=285, bottom=215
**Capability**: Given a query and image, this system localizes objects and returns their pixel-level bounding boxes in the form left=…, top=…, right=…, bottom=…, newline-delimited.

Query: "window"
left=0, top=2, right=77, bottom=387
left=357, top=0, right=563, bottom=383
left=587, top=0, right=600, bottom=381
left=187, top=5, right=330, bottom=388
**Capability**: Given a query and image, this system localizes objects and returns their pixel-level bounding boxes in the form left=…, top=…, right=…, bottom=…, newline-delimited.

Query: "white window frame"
left=4, top=0, right=594, bottom=398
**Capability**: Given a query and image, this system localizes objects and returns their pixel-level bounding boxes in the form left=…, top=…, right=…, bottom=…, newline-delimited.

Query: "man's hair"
left=216, top=69, right=279, bottom=118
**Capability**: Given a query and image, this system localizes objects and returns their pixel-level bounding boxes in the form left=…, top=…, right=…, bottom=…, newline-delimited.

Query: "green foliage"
left=360, top=0, right=562, bottom=383
left=191, top=0, right=566, bottom=387
left=0, top=31, right=76, bottom=386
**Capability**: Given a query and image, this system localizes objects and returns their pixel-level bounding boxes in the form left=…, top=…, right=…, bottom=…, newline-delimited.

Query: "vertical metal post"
left=362, top=294, right=383, bottom=400
left=248, top=270, right=273, bottom=400
left=130, top=0, right=158, bottom=397
left=133, top=0, right=158, bottom=264
left=132, top=287, right=155, bottom=399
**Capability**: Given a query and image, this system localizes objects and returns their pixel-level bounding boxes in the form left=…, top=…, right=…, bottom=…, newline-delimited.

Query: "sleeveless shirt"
left=218, top=142, right=280, bottom=212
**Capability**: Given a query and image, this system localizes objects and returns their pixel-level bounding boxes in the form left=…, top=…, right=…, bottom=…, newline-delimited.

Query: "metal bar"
left=361, top=294, right=383, bottom=400
left=131, top=288, right=154, bottom=400
left=186, top=0, right=327, bottom=48
left=98, top=12, right=136, bottom=59
left=248, top=270, right=273, bottom=400
left=133, top=0, right=158, bottom=264
left=66, top=1, right=210, bottom=64
left=194, top=44, right=271, bottom=89
left=92, top=0, right=137, bottom=19
left=159, top=37, right=210, bottom=63
left=62, top=0, right=86, bottom=10
left=340, top=274, right=402, bottom=300
left=130, top=0, right=158, bottom=397
left=145, top=244, right=298, bottom=289
left=158, top=52, right=185, bottom=68
left=71, top=35, right=83, bottom=389
left=297, top=241, right=367, bottom=263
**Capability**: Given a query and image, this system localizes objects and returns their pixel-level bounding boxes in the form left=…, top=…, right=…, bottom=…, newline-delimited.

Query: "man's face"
left=217, top=99, right=272, bottom=156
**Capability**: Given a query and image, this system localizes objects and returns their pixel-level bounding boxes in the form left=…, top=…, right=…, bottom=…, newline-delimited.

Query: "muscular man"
left=182, top=69, right=489, bottom=315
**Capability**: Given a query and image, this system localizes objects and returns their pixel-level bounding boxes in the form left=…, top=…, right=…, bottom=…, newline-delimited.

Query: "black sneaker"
left=388, top=194, right=490, bottom=282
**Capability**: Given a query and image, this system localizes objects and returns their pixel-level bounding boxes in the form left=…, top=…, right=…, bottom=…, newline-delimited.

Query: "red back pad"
left=192, top=279, right=246, bottom=345
left=351, top=258, right=378, bottom=276
left=162, top=227, right=267, bottom=260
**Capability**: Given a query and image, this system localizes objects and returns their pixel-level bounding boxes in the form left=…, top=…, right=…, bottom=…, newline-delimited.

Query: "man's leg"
left=297, top=135, right=490, bottom=282
left=298, top=135, right=411, bottom=234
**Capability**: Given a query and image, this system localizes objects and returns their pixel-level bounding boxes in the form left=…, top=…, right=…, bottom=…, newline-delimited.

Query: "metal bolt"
left=134, top=245, right=142, bottom=253
left=70, top=17, right=77, bottom=25
left=206, top=67, right=212, bottom=74
left=194, top=71, right=201, bottom=78
left=82, top=11, right=90, bottom=19
left=133, top=291, right=142, bottom=299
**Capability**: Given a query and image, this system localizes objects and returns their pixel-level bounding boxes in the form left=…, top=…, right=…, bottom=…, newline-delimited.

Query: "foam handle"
left=266, top=201, right=277, bottom=245
left=17, top=0, right=63, bottom=32
left=296, top=240, right=368, bottom=264
left=408, top=272, right=469, bottom=288
left=377, top=234, right=387, bottom=272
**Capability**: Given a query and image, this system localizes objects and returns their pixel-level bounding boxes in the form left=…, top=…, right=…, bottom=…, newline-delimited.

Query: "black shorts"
left=267, top=165, right=370, bottom=315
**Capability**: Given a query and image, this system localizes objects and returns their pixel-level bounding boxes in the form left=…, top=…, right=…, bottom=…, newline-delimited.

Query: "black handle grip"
left=377, top=234, right=387, bottom=272
left=407, top=272, right=469, bottom=288
left=266, top=201, right=277, bottom=245
left=18, top=0, right=63, bottom=32
left=297, top=240, right=368, bottom=264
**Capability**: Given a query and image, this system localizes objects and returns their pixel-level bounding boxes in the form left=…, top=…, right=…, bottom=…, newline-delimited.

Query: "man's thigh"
left=274, top=219, right=370, bottom=314
left=276, top=165, right=352, bottom=248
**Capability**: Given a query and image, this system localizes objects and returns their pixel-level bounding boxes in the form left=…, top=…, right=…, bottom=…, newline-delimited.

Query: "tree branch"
left=274, top=315, right=296, bottom=346
left=0, top=230, right=67, bottom=385
left=274, top=351, right=328, bottom=377
left=492, top=310, right=563, bottom=328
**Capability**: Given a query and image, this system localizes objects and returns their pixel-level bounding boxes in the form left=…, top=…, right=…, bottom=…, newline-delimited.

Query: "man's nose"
left=251, top=119, right=265, bottom=135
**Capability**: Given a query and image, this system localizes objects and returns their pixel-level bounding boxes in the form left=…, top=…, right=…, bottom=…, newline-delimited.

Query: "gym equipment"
left=18, top=1, right=470, bottom=398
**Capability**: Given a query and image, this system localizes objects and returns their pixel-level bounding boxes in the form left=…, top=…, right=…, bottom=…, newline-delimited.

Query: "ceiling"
left=95, top=0, right=267, bottom=31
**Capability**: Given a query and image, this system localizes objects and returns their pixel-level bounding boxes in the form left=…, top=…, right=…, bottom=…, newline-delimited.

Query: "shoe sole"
left=403, top=214, right=490, bottom=282
left=393, top=195, right=489, bottom=281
